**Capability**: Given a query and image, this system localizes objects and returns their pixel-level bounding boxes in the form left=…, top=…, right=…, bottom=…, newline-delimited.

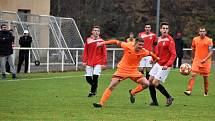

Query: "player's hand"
left=191, top=58, right=194, bottom=63
left=162, top=65, right=168, bottom=70
left=97, top=42, right=105, bottom=47
left=200, top=59, right=206, bottom=64
left=150, top=60, right=156, bottom=64
left=82, top=62, right=87, bottom=66
left=101, top=65, right=106, bottom=70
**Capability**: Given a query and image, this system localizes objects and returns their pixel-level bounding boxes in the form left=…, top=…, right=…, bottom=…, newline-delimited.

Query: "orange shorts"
left=113, top=68, right=143, bottom=77
left=192, top=61, right=211, bottom=76
left=112, top=75, right=143, bottom=82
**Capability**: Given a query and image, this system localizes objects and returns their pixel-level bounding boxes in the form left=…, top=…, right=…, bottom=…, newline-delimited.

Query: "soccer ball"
left=179, top=63, right=191, bottom=76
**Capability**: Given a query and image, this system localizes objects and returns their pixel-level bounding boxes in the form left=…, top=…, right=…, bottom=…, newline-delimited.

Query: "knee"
left=108, top=80, right=119, bottom=91
left=151, top=80, right=159, bottom=87
left=108, top=86, right=115, bottom=91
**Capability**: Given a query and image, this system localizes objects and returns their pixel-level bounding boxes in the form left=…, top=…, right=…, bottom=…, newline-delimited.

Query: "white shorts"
left=139, top=56, right=153, bottom=67
left=85, top=65, right=102, bottom=76
left=149, top=63, right=171, bottom=83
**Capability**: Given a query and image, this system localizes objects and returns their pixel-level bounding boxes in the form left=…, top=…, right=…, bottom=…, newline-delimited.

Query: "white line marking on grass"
left=0, top=69, right=179, bottom=82
left=0, top=74, right=113, bottom=82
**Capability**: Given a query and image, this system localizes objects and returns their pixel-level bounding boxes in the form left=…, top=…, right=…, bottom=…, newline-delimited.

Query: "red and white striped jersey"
left=138, top=32, right=157, bottom=51
left=156, top=35, right=176, bottom=67
left=82, top=36, right=107, bottom=66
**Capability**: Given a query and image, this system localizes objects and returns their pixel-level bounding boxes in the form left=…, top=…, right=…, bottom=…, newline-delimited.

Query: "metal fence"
left=13, top=47, right=123, bottom=73
left=0, top=10, right=84, bottom=66
left=11, top=47, right=197, bottom=73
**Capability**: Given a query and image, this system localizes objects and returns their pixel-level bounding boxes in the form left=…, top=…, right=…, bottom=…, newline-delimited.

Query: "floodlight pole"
left=156, top=0, right=160, bottom=37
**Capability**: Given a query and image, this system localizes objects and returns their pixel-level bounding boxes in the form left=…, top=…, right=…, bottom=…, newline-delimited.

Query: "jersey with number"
left=138, top=32, right=157, bottom=51
left=156, top=35, right=176, bottom=67
left=82, top=36, right=107, bottom=66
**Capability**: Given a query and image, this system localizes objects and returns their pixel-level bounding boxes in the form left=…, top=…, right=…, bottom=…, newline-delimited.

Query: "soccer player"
left=129, top=22, right=176, bottom=106
left=184, top=27, right=213, bottom=96
left=93, top=37, right=159, bottom=108
left=138, top=24, right=157, bottom=104
left=138, top=23, right=157, bottom=79
left=82, top=26, right=107, bottom=97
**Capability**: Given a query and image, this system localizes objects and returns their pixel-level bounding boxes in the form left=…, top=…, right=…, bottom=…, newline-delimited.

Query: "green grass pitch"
left=0, top=69, right=215, bottom=121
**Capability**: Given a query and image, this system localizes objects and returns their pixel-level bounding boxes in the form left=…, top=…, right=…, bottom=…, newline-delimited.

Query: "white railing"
left=13, top=47, right=124, bottom=73
left=13, top=47, right=197, bottom=73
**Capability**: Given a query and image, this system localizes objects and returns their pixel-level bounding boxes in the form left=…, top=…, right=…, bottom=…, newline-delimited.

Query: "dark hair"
left=135, top=37, right=144, bottom=43
left=1, top=24, right=7, bottom=29
left=160, top=22, right=169, bottom=28
left=92, top=25, right=100, bottom=30
left=199, top=26, right=206, bottom=30
left=145, top=23, right=151, bottom=26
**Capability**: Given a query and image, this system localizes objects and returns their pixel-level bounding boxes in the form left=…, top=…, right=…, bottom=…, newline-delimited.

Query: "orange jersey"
left=191, top=36, right=213, bottom=74
left=104, top=40, right=150, bottom=77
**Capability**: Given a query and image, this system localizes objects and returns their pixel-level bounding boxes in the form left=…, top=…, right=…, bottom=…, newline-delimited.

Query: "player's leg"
left=130, top=60, right=151, bottom=96
left=148, top=76, right=158, bottom=106
left=202, top=65, right=211, bottom=96
left=92, top=75, right=98, bottom=93
left=145, top=56, right=153, bottom=80
left=129, top=84, right=144, bottom=96
left=139, top=57, right=146, bottom=74
left=184, top=63, right=199, bottom=96
left=148, top=63, right=159, bottom=106
left=203, top=75, right=209, bottom=96
left=145, top=56, right=157, bottom=105
left=93, top=77, right=122, bottom=108
left=145, top=67, right=151, bottom=80
left=152, top=67, right=173, bottom=106
left=91, top=65, right=102, bottom=96
left=129, top=76, right=149, bottom=103
left=184, top=73, right=196, bottom=96
left=85, top=66, right=94, bottom=97
left=152, top=79, right=173, bottom=106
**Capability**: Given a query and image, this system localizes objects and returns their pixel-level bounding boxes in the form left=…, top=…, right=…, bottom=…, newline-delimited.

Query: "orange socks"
left=187, top=78, right=195, bottom=91
left=131, top=85, right=143, bottom=95
left=204, top=80, right=208, bottom=94
left=187, top=79, right=209, bottom=94
left=99, top=88, right=112, bottom=105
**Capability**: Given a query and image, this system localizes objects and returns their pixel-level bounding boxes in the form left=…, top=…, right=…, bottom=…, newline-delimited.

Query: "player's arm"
left=165, top=41, right=177, bottom=67
left=200, top=45, right=213, bottom=63
left=149, top=51, right=160, bottom=61
left=152, top=35, right=157, bottom=52
left=97, top=39, right=126, bottom=48
left=82, top=43, right=88, bottom=66
left=102, top=44, right=107, bottom=67
left=191, top=47, right=195, bottom=62
left=191, top=39, right=196, bottom=63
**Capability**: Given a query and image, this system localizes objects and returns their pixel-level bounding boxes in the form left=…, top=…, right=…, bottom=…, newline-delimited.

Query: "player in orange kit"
left=184, top=27, right=213, bottom=96
left=93, top=37, right=159, bottom=108
left=129, top=22, right=176, bottom=106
